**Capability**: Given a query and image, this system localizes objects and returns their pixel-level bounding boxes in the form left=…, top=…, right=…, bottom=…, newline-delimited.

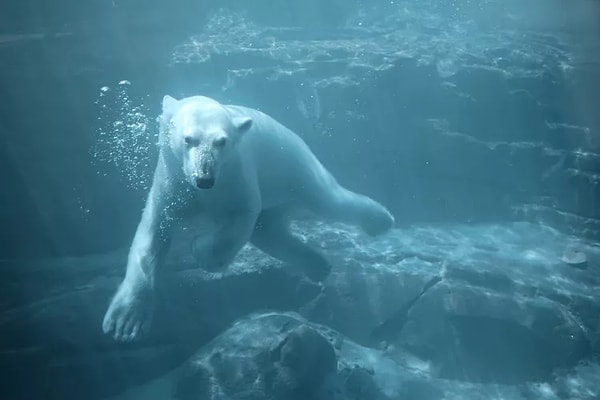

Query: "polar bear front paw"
left=102, top=280, right=154, bottom=342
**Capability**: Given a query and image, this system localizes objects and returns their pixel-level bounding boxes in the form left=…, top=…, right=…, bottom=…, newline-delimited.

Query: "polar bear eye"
left=184, top=136, right=195, bottom=146
left=214, top=137, right=227, bottom=148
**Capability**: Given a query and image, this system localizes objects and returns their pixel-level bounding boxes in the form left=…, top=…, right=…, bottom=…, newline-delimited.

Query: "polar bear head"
left=160, top=95, right=252, bottom=189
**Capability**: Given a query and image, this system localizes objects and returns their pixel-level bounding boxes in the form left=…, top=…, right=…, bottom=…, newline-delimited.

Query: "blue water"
left=0, top=1, right=599, bottom=399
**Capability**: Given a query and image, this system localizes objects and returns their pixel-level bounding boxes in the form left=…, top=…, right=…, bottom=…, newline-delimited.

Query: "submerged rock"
left=109, top=221, right=599, bottom=400
left=175, top=313, right=339, bottom=400
left=561, top=247, right=588, bottom=268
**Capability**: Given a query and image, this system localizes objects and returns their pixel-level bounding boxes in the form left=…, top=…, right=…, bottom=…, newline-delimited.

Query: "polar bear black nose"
left=196, top=176, right=215, bottom=189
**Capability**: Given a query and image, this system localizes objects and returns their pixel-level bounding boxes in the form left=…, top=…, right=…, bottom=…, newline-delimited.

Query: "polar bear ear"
left=162, top=95, right=179, bottom=116
left=232, top=117, right=252, bottom=134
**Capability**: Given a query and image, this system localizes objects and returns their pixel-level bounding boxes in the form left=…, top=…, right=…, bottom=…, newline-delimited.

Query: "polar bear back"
left=225, top=104, right=332, bottom=209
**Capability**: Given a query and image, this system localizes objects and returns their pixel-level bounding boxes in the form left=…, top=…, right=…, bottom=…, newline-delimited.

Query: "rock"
left=171, top=312, right=412, bottom=400
left=299, top=221, right=598, bottom=387
left=274, top=324, right=338, bottom=394
left=4, top=221, right=599, bottom=399
left=561, top=247, right=588, bottom=268
left=175, top=313, right=338, bottom=400
left=0, top=237, right=320, bottom=400
left=118, top=309, right=599, bottom=400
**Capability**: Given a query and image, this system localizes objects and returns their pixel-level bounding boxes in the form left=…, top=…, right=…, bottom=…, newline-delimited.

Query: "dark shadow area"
left=433, top=315, right=590, bottom=384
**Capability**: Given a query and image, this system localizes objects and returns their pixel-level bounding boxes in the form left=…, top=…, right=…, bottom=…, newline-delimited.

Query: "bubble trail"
left=91, top=81, right=158, bottom=192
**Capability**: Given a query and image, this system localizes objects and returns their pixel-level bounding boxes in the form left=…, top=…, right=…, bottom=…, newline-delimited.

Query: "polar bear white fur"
left=102, top=95, right=394, bottom=341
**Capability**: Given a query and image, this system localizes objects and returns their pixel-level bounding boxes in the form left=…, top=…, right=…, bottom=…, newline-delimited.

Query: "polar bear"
left=102, top=95, right=394, bottom=342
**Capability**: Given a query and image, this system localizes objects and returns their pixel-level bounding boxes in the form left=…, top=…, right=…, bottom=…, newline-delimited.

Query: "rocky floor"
left=2, top=219, right=598, bottom=400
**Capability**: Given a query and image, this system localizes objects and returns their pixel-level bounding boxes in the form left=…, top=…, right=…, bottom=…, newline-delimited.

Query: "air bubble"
left=91, top=81, right=158, bottom=191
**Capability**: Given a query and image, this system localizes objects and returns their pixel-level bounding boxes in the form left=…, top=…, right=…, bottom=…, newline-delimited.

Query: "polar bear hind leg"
left=300, top=167, right=395, bottom=236
left=251, top=206, right=332, bottom=282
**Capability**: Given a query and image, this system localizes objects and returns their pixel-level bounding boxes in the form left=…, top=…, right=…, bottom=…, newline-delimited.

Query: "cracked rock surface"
left=298, top=221, right=598, bottom=389
left=6, top=220, right=595, bottom=400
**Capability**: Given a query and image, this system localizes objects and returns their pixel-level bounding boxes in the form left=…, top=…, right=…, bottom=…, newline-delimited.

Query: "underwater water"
left=1, top=0, right=600, bottom=399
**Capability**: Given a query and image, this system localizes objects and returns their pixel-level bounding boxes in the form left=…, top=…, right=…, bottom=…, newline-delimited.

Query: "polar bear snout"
left=188, top=145, right=219, bottom=189
left=191, top=164, right=216, bottom=189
